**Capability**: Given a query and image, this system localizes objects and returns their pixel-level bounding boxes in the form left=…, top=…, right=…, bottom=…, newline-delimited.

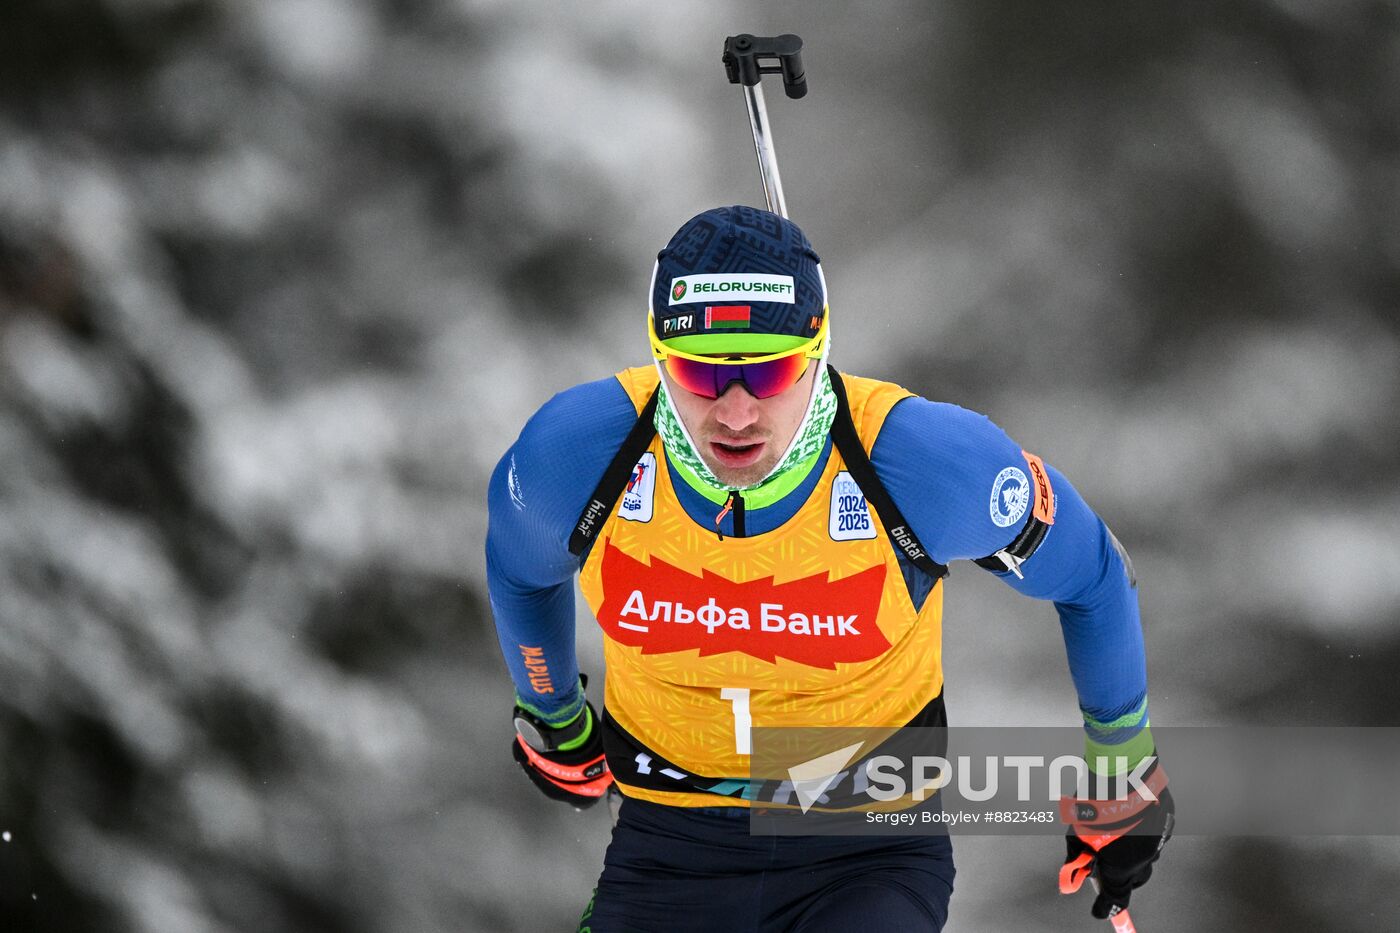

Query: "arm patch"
left=974, top=449, right=1056, bottom=577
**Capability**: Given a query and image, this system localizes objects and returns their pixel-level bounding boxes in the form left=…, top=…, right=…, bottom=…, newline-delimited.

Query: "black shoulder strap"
left=567, top=387, right=660, bottom=557
left=826, top=367, right=949, bottom=581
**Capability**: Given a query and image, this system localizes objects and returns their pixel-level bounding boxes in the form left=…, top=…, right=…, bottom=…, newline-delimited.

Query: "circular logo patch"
left=990, top=467, right=1030, bottom=528
left=672, top=280, right=687, bottom=301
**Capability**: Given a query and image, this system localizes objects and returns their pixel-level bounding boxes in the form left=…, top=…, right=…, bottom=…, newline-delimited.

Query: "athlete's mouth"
left=709, top=439, right=766, bottom=468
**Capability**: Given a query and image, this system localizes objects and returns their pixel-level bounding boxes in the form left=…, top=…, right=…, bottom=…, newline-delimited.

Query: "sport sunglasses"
left=649, top=313, right=828, bottom=400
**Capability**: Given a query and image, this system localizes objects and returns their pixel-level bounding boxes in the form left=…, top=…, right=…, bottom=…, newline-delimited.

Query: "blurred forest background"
left=1, top=1, right=1398, bottom=931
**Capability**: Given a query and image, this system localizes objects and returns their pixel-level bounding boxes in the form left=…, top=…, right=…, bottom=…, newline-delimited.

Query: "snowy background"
left=1, top=1, right=1398, bottom=930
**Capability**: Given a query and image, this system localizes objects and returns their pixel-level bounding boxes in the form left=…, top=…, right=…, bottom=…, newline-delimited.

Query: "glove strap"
left=1059, top=761, right=1169, bottom=836
left=514, top=736, right=611, bottom=798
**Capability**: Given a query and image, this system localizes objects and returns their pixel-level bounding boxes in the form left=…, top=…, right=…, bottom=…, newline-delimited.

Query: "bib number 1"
left=720, top=687, right=752, bottom=755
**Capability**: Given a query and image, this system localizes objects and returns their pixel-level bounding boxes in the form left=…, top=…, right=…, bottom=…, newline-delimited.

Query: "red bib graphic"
left=597, top=543, right=890, bottom=669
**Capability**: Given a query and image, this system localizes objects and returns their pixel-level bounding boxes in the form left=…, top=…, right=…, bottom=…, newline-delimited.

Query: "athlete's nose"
left=712, top=381, right=760, bottom=433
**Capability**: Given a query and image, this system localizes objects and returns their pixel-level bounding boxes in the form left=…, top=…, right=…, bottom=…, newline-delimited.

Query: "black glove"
left=510, top=676, right=612, bottom=809
left=1060, top=755, right=1174, bottom=920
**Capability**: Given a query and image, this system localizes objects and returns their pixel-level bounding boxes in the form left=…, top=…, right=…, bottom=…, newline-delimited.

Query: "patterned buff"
left=653, top=360, right=838, bottom=497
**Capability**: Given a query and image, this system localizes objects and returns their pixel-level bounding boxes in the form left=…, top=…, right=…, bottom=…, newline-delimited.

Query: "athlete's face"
left=663, top=361, right=817, bottom=488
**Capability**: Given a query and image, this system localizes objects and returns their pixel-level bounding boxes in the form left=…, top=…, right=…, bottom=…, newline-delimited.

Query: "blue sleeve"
left=872, top=399, right=1147, bottom=733
left=485, top=376, right=639, bottom=723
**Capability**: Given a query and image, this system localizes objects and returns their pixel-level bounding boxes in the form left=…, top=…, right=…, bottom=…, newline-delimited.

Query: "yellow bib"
left=580, top=366, right=945, bottom=806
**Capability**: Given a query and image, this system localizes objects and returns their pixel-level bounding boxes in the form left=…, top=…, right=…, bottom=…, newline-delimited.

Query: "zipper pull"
left=715, top=493, right=734, bottom=541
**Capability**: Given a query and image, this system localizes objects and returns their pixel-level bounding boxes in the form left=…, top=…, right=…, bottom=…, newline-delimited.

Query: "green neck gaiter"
left=653, top=364, right=838, bottom=509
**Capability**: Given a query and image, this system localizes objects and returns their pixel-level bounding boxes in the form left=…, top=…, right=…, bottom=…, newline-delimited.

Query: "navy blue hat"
left=649, top=205, right=828, bottom=355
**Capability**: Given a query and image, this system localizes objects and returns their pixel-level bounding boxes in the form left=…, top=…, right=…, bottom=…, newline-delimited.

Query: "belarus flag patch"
left=705, top=305, right=751, bottom=329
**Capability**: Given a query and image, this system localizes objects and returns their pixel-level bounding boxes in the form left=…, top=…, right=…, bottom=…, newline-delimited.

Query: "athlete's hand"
left=1059, top=756, right=1174, bottom=920
left=510, top=679, right=612, bottom=809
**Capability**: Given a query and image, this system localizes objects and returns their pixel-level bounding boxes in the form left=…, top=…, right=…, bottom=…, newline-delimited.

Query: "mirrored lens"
left=664, top=352, right=809, bottom=400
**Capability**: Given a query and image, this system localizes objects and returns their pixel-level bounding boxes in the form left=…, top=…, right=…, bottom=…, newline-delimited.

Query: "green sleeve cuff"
left=515, top=678, right=586, bottom=728
left=1084, top=724, right=1155, bottom=776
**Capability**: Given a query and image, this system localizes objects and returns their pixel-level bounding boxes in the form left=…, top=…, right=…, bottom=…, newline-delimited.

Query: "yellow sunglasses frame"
left=648, top=309, right=829, bottom=364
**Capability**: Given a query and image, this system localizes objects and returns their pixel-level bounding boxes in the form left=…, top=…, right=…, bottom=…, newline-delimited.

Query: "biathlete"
left=487, top=205, right=1173, bottom=931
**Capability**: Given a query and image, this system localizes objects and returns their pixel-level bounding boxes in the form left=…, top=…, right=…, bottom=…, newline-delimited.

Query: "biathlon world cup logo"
left=672, top=280, right=687, bottom=301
